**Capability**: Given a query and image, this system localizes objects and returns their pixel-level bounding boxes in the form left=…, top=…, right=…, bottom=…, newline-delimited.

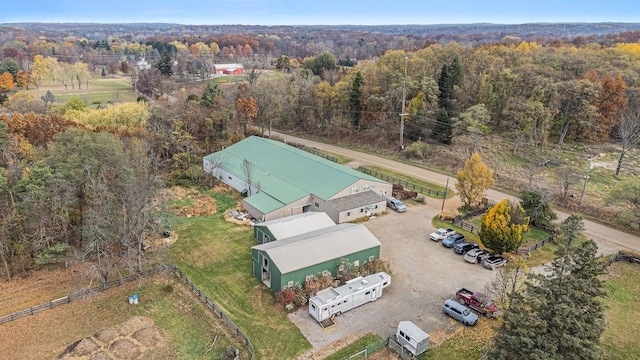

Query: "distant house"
left=213, top=63, right=244, bottom=75
left=136, top=58, right=151, bottom=70
left=203, top=136, right=391, bottom=223
left=251, top=223, right=381, bottom=292
left=253, top=212, right=335, bottom=244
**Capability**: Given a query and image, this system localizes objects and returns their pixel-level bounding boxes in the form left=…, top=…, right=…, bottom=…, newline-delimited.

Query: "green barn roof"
left=204, top=136, right=386, bottom=212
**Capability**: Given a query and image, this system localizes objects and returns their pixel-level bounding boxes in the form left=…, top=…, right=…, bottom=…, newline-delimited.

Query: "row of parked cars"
left=429, top=228, right=507, bottom=270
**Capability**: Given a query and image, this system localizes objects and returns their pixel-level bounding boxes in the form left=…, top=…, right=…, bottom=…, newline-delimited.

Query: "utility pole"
left=441, top=178, right=449, bottom=211
left=579, top=156, right=597, bottom=207
left=400, top=56, right=408, bottom=150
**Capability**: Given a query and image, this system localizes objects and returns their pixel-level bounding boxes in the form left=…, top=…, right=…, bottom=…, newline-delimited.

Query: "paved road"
left=274, top=132, right=640, bottom=255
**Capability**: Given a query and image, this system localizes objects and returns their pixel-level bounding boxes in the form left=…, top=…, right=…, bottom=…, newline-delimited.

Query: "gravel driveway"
left=290, top=200, right=498, bottom=356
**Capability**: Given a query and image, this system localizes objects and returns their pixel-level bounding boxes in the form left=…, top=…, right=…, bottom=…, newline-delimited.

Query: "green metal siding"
left=253, top=226, right=275, bottom=243
left=276, top=246, right=380, bottom=291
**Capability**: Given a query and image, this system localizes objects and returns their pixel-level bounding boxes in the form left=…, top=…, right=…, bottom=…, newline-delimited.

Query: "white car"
left=429, top=228, right=455, bottom=241
left=464, top=248, right=490, bottom=264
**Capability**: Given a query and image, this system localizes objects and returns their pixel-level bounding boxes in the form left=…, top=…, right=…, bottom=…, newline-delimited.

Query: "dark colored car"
left=454, top=242, right=480, bottom=255
left=442, top=234, right=466, bottom=248
left=482, top=256, right=508, bottom=270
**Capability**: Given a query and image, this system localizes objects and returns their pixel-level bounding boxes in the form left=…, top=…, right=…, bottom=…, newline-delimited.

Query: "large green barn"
left=253, top=212, right=335, bottom=244
left=251, top=223, right=381, bottom=292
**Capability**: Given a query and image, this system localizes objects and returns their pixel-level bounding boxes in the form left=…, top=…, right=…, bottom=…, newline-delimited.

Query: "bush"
left=304, top=275, right=335, bottom=298
left=403, top=141, right=429, bottom=159
left=359, top=258, right=392, bottom=277
left=392, top=183, right=418, bottom=200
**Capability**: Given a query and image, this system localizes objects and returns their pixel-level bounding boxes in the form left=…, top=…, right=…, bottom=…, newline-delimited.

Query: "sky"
left=2, top=0, right=639, bottom=25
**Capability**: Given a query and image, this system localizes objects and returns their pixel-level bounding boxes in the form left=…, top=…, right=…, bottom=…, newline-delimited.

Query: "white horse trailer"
left=308, top=272, right=391, bottom=324
left=396, top=321, right=429, bottom=356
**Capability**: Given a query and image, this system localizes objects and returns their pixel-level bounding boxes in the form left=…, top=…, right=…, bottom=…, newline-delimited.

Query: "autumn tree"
left=581, top=71, right=627, bottom=141
left=489, top=216, right=605, bottom=360
left=455, top=153, right=494, bottom=208
left=0, top=72, right=15, bottom=93
left=607, top=178, right=640, bottom=230
left=483, top=258, right=528, bottom=309
left=73, top=62, right=90, bottom=89
left=0, top=58, right=19, bottom=80
left=480, top=199, right=529, bottom=254
left=234, top=84, right=258, bottom=136
left=137, top=68, right=162, bottom=98
left=30, top=55, right=49, bottom=89
left=459, top=103, right=491, bottom=158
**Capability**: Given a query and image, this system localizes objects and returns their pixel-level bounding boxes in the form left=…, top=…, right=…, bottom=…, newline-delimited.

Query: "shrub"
left=304, top=275, right=336, bottom=298
left=359, top=258, right=392, bottom=277
left=275, top=288, right=295, bottom=306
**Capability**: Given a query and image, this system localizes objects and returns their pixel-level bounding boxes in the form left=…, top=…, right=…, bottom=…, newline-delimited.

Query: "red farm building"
left=213, top=64, right=244, bottom=75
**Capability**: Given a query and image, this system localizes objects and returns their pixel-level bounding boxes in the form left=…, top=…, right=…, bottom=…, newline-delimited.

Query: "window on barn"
left=305, top=274, right=313, bottom=282
left=263, top=234, right=271, bottom=243
left=360, top=208, right=364, bottom=213
left=338, top=264, right=344, bottom=271
left=346, top=211, right=351, bottom=217
left=363, top=184, right=370, bottom=191
left=374, top=204, right=378, bottom=209
left=322, top=270, right=330, bottom=276
left=314, top=202, right=319, bottom=208
left=369, top=256, right=375, bottom=261
left=287, top=281, right=294, bottom=287
left=354, top=260, right=360, bottom=267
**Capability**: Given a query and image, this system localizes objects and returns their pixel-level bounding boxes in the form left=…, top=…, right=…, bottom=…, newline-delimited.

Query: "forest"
left=0, top=22, right=640, bottom=284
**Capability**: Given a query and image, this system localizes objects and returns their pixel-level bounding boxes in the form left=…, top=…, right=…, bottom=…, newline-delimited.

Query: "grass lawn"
left=323, top=333, right=384, bottom=360
left=166, top=190, right=310, bottom=360
left=601, top=262, right=640, bottom=359
left=363, top=166, right=452, bottom=199
left=306, top=147, right=352, bottom=164
left=421, top=318, right=496, bottom=359
left=26, top=76, right=137, bottom=105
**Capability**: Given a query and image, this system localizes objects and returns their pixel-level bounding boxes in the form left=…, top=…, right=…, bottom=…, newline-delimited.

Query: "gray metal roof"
left=255, top=212, right=335, bottom=240
left=252, top=224, right=381, bottom=274
left=327, top=190, right=387, bottom=211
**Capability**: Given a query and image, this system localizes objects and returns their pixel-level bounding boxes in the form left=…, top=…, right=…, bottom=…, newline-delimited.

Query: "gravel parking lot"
left=290, top=200, right=498, bottom=355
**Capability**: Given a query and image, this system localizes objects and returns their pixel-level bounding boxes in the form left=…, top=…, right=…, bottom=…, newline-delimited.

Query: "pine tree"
left=349, top=71, right=364, bottom=128
left=432, top=108, right=453, bottom=144
left=489, top=215, right=605, bottom=360
left=155, top=51, right=173, bottom=77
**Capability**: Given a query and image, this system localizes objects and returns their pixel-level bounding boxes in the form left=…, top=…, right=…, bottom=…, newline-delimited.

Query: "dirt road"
left=274, top=132, right=640, bottom=255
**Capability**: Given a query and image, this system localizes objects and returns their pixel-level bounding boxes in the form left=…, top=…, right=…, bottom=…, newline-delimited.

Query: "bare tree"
left=556, top=166, right=580, bottom=199
left=616, top=94, right=640, bottom=176
left=483, top=258, right=528, bottom=309
left=242, top=158, right=255, bottom=196
left=244, top=60, right=263, bottom=87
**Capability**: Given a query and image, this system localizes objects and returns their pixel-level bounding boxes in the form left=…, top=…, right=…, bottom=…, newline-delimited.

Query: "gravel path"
left=292, top=200, right=497, bottom=358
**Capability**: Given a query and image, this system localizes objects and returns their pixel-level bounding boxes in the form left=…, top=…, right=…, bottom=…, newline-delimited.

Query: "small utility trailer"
left=396, top=321, right=430, bottom=357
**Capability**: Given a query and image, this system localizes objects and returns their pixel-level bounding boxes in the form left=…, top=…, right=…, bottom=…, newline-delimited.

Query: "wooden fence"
left=0, top=265, right=255, bottom=359
left=304, top=147, right=339, bottom=163
left=451, top=205, right=491, bottom=234
left=0, top=267, right=162, bottom=325
left=602, top=251, right=640, bottom=269
left=516, top=235, right=555, bottom=255
left=358, top=167, right=446, bottom=199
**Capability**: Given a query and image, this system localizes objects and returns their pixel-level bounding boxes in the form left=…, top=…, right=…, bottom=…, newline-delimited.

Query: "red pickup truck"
left=455, top=288, right=500, bottom=318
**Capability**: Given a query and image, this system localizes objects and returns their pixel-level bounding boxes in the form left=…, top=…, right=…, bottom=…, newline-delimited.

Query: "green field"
left=166, top=191, right=310, bottom=360
left=29, top=76, right=137, bottom=105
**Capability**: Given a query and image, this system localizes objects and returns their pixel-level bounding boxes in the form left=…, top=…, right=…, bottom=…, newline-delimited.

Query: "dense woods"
left=1, top=22, right=640, bottom=283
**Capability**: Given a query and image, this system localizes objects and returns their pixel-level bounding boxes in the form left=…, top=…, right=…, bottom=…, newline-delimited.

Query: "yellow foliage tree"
left=455, top=153, right=494, bottom=207
left=64, top=102, right=150, bottom=129
left=0, top=72, right=15, bottom=92
left=31, top=55, right=49, bottom=89
left=480, top=199, right=529, bottom=254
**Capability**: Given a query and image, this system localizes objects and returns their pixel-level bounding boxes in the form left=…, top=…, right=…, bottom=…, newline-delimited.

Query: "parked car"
left=442, top=234, right=466, bottom=248
left=386, top=196, right=407, bottom=212
left=454, top=242, right=480, bottom=255
left=464, top=248, right=490, bottom=264
left=429, top=228, right=455, bottom=242
left=442, top=299, right=478, bottom=326
left=482, top=256, right=508, bottom=270
left=455, top=288, right=500, bottom=318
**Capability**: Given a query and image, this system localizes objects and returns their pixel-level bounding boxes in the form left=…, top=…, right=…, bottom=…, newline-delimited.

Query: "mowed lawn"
left=28, top=76, right=137, bottom=104
left=166, top=191, right=311, bottom=360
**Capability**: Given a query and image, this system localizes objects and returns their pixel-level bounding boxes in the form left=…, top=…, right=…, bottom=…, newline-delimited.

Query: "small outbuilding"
left=253, top=212, right=335, bottom=244
left=396, top=321, right=430, bottom=356
left=213, top=63, right=244, bottom=75
left=251, top=223, right=381, bottom=292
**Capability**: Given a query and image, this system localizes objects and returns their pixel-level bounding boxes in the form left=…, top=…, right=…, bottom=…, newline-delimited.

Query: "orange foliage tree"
left=581, top=71, right=627, bottom=141
left=0, top=72, right=14, bottom=92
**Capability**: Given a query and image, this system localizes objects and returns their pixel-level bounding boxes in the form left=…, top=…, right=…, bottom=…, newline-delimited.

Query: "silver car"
left=442, top=299, right=478, bottom=326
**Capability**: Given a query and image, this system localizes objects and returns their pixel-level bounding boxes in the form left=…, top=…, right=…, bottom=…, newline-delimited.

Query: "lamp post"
left=399, top=56, right=408, bottom=150
left=579, top=156, right=597, bottom=207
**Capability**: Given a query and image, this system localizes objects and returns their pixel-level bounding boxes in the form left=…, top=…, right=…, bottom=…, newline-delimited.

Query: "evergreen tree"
left=349, top=71, right=364, bottom=128
left=489, top=215, right=605, bottom=360
left=200, top=83, right=222, bottom=109
left=432, top=108, right=453, bottom=144
left=520, top=189, right=557, bottom=226
left=155, top=51, right=173, bottom=77
left=437, top=63, right=453, bottom=111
